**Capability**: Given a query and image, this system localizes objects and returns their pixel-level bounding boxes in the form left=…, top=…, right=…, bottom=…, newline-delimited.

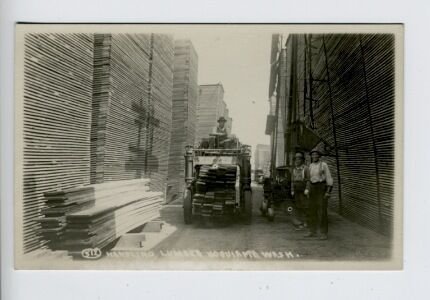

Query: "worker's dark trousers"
left=308, top=182, right=328, bottom=235
left=293, top=183, right=308, bottom=225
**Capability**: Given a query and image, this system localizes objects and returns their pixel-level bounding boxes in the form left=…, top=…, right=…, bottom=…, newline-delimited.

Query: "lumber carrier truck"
left=182, top=133, right=253, bottom=224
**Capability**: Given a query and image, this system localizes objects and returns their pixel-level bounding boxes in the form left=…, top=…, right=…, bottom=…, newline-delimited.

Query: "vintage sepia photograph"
left=14, top=24, right=403, bottom=270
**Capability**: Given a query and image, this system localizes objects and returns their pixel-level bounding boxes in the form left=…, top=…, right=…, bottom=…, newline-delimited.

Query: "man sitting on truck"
left=211, top=116, right=232, bottom=149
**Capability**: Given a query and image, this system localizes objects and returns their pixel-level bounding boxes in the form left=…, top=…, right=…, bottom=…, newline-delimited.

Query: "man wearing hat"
left=215, top=116, right=228, bottom=134
left=291, top=151, right=310, bottom=230
left=212, top=116, right=229, bottom=148
left=305, top=148, right=333, bottom=240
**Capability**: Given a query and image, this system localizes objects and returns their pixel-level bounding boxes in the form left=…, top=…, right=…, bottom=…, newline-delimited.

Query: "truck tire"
left=267, top=207, right=274, bottom=222
left=260, top=199, right=268, bottom=216
left=243, top=190, right=252, bottom=224
left=183, top=189, right=193, bottom=224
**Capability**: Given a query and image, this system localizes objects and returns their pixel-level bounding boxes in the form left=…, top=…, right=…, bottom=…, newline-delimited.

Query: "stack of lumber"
left=23, top=33, right=94, bottom=252
left=167, top=40, right=199, bottom=202
left=24, top=33, right=175, bottom=254
left=195, top=84, right=225, bottom=143
left=193, top=165, right=237, bottom=217
left=90, top=33, right=174, bottom=195
left=146, top=34, right=174, bottom=193
left=91, top=33, right=152, bottom=183
left=357, top=34, right=395, bottom=235
left=90, top=34, right=112, bottom=183
left=307, top=34, right=395, bottom=235
left=280, top=34, right=395, bottom=235
left=36, top=185, right=94, bottom=250
left=36, top=179, right=163, bottom=254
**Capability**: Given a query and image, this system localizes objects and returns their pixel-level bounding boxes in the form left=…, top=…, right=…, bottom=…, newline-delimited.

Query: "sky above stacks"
left=175, top=28, right=273, bottom=163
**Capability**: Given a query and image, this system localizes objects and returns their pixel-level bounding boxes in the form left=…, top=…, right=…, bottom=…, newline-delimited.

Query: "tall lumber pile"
left=22, top=33, right=94, bottom=252
left=279, top=34, right=395, bottom=235
left=167, top=40, right=199, bottom=202
left=23, top=33, right=175, bottom=253
left=147, top=34, right=175, bottom=193
left=90, top=33, right=174, bottom=194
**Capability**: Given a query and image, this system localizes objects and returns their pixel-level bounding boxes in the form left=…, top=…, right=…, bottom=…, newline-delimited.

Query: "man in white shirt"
left=304, top=149, right=333, bottom=240
left=214, top=116, right=228, bottom=134
left=212, top=117, right=228, bottom=148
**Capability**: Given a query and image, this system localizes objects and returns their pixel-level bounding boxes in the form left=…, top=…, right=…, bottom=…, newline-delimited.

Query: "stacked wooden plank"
left=147, top=34, right=175, bottom=193
left=355, top=34, right=395, bottom=235
left=25, top=33, right=175, bottom=254
left=63, top=182, right=162, bottom=255
left=91, top=33, right=152, bottom=183
left=90, top=34, right=112, bottom=183
left=36, top=179, right=145, bottom=249
left=90, top=33, right=174, bottom=195
left=314, top=34, right=394, bottom=236
left=23, top=33, right=94, bottom=252
left=192, top=165, right=237, bottom=217
left=279, top=34, right=395, bottom=235
left=36, top=179, right=163, bottom=254
left=167, top=40, right=199, bottom=202
left=195, top=84, right=225, bottom=143
left=36, top=185, right=94, bottom=250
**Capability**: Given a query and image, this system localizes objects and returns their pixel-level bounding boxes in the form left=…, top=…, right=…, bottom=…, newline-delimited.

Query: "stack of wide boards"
left=23, top=33, right=94, bottom=252
left=192, top=165, right=237, bottom=217
left=25, top=33, right=175, bottom=254
left=36, top=185, right=94, bottom=250
left=90, top=34, right=112, bottom=184
left=92, top=34, right=152, bottom=183
left=36, top=179, right=162, bottom=255
left=147, top=34, right=174, bottom=193
left=288, top=34, right=395, bottom=235
left=167, top=40, right=199, bottom=202
left=90, top=34, right=174, bottom=195
left=37, top=179, right=140, bottom=250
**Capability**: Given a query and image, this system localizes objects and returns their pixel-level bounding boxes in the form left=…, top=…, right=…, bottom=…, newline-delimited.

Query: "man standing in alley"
left=291, top=151, right=310, bottom=230
left=304, top=148, right=333, bottom=240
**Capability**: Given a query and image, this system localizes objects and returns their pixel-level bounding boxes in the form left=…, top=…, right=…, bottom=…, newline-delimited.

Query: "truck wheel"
left=243, top=190, right=252, bottom=224
left=260, top=199, right=268, bottom=216
left=183, top=189, right=193, bottom=224
left=267, top=207, right=274, bottom=222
